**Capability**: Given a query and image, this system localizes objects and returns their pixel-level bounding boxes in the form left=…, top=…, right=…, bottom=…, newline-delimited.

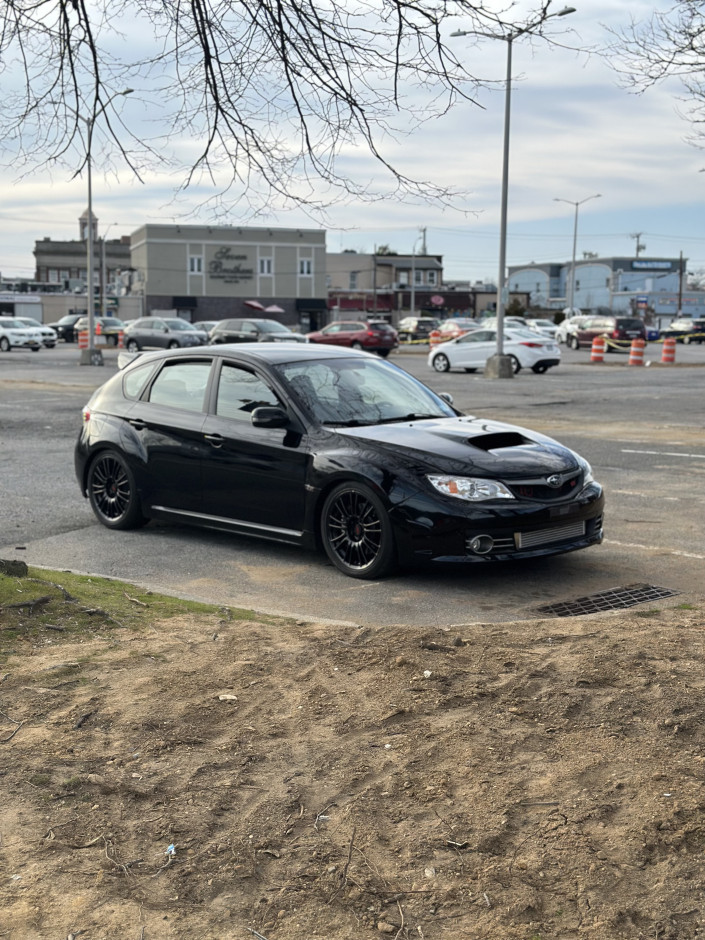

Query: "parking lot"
left=1, top=339, right=703, bottom=626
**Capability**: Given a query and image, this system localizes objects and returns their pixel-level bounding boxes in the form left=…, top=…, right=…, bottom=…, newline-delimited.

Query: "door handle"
left=204, top=433, right=225, bottom=448
left=128, top=419, right=147, bottom=430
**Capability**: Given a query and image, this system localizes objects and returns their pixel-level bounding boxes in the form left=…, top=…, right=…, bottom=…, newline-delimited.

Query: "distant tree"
left=609, top=2, right=705, bottom=151
left=375, top=245, right=397, bottom=256
left=1, top=1, right=573, bottom=217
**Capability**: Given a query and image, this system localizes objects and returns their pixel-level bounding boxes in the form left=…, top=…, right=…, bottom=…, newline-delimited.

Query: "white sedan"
left=525, top=318, right=559, bottom=338
left=428, top=327, right=561, bottom=374
left=555, top=315, right=589, bottom=344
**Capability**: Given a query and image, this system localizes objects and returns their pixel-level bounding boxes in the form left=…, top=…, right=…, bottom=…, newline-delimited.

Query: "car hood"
left=334, top=415, right=578, bottom=478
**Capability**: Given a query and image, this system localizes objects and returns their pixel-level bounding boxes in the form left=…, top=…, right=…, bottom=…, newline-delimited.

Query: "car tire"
left=377, top=349, right=390, bottom=358
left=463, top=368, right=477, bottom=373
left=532, top=364, right=548, bottom=374
left=509, top=355, right=521, bottom=374
left=167, top=340, right=180, bottom=349
left=320, top=482, right=396, bottom=580
left=31, top=346, right=40, bottom=352
left=570, top=336, right=580, bottom=350
left=87, top=450, right=147, bottom=530
left=108, top=335, right=118, bottom=347
left=126, top=339, right=140, bottom=352
left=0, top=337, right=10, bottom=352
left=683, top=335, right=692, bottom=345
left=351, top=341, right=363, bottom=350
left=432, top=353, right=450, bottom=372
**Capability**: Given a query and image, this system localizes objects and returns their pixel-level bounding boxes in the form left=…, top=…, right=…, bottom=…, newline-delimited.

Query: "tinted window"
left=215, top=364, right=280, bottom=420
left=148, top=361, right=211, bottom=412
left=616, top=318, right=643, bottom=330
left=124, top=362, right=158, bottom=400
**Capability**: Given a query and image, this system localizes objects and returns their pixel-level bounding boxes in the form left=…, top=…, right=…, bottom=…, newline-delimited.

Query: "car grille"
left=465, top=519, right=589, bottom=555
left=507, top=471, right=582, bottom=501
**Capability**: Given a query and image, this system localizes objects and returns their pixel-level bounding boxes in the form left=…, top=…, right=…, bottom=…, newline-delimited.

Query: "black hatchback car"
left=75, top=345, right=604, bottom=579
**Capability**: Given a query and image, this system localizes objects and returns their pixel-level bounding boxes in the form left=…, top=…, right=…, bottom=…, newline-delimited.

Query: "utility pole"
left=630, top=232, right=646, bottom=258
left=677, top=250, right=684, bottom=316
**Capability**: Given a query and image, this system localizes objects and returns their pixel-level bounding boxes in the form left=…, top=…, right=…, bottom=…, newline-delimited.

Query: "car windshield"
left=277, top=356, right=455, bottom=427
left=163, top=319, right=198, bottom=331
left=258, top=320, right=292, bottom=333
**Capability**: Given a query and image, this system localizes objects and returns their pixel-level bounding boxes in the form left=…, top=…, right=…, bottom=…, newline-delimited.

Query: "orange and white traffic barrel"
left=590, top=335, right=606, bottom=362
left=429, top=330, right=441, bottom=349
left=117, top=330, right=125, bottom=348
left=661, top=336, right=676, bottom=364
left=628, top=337, right=645, bottom=366
left=78, top=330, right=89, bottom=350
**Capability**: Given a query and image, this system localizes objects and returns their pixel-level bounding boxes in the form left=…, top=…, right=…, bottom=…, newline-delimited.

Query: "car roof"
left=121, top=342, right=377, bottom=370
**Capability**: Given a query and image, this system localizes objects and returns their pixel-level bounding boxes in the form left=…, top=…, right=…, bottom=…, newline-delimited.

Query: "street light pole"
left=452, top=6, right=576, bottom=379
left=74, top=90, right=133, bottom=366
left=554, top=194, right=601, bottom=313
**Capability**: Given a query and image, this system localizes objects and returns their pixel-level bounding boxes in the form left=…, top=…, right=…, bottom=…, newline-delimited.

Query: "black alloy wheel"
left=432, top=353, right=450, bottom=372
left=321, top=482, right=396, bottom=579
left=87, top=450, right=147, bottom=530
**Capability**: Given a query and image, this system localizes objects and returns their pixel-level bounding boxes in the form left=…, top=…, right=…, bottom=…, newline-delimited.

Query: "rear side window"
left=148, top=361, right=211, bottom=412
left=616, top=318, right=643, bottom=330
left=123, top=362, right=158, bottom=400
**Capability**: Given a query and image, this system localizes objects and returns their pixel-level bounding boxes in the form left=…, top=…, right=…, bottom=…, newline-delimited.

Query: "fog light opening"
left=469, top=534, right=494, bottom=555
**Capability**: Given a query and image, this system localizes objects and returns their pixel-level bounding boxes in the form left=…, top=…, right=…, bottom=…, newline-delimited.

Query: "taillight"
left=612, top=330, right=619, bottom=338
left=520, top=342, right=542, bottom=348
left=82, top=407, right=91, bottom=423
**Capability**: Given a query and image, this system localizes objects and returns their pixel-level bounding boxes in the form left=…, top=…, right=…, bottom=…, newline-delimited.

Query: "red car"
left=306, top=319, right=398, bottom=357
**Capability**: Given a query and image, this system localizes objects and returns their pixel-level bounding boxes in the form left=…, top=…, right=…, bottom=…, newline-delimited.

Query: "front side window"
left=149, top=361, right=211, bottom=412
left=216, top=364, right=280, bottom=420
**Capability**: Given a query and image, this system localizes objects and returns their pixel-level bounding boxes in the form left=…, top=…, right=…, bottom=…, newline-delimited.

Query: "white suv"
left=0, top=317, right=43, bottom=352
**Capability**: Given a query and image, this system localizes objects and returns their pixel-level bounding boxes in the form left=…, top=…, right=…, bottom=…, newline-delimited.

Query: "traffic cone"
left=628, top=338, right=645, bottom=366
left=590, top=336, right=606, bottom=362
left=661, top=337, right=676, bottom=364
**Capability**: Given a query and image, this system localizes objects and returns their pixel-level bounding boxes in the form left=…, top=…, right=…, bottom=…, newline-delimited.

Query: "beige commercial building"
left=129, top=224, right=328, bottom=328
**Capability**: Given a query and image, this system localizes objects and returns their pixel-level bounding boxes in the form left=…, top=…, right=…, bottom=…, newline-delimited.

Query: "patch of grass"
left=675, top=602, right=697, bottom=611
left=28, top=773, right=51, bottom=787
left=634, top=608, right=661, bottom=619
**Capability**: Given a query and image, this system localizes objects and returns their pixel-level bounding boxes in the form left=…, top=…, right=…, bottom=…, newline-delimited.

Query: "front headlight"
left=427, top=475, right=515, bottom=501
left=581, top=460, right=594, bottom=486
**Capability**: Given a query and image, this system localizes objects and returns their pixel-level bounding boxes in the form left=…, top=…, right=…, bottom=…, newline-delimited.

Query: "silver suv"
left=123, top=316, right=210, bottom=351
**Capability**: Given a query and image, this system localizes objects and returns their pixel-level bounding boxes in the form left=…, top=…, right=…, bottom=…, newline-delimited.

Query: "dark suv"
left=397, top=316, right=440, bottom=342
left=209, top=318, right=307, bottom=344
left=570, top=315, right=646, bottom=350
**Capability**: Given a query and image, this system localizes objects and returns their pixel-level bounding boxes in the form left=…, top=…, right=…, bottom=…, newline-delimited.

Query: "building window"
left=259, top=257, right=273, bottom=275
left=414, top=269, right=423, bottom=285
left=299, top=258, right=312, bottom=276
left=48, top=269, right=59, bottom=283
left=427, top=270, right=437, bottom=286
left=349, top=271, right=358, bottom=290
left=399, top=271, right=409, bottom=286
left=189, top=256, right=203, bottom=274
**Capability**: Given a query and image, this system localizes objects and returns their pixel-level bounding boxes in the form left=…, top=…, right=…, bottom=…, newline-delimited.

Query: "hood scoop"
left=470, top=431, right=533, bottom=452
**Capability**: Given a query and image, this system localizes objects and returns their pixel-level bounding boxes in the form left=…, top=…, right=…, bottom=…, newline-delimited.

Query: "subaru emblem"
left=546, top=474, right=562, bottom=488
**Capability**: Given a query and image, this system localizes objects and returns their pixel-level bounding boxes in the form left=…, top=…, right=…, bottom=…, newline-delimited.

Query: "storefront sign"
left=208, top=247, right=254, bottom=284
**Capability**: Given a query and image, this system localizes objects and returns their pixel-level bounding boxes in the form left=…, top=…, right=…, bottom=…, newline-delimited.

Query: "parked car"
left=428, top=327, right=561, bottom=375
left=306, top=319, right=398, bottom=357
left=436, top=318, right=478, bottom=341
left=209, top=318, right=307, bottom=344
left=555, top=315, right=589, bottom=344
left=122, top=317, right=210, bottom=351
left=46, top=313, right=85, bottom=343
left=397, top=316, right=440, bottom=342
left=10, top=317, right=58, bottom=348
left=0, top=317, right=42, bottom=352
left=569, top=315, right=646, bottom=350
left=194, top=320, right=220, bottom=336
left=73, top=316, right=126, bottom=346
left=660, top=317, right=705, bottom=344
left=75, top=344, right=603, bottom=579
left=525, top=318, right=559, bottom=339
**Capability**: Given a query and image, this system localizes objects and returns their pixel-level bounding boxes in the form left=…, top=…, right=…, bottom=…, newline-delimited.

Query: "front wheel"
left=0, top=337, right=10, bottom=352
left=87, top=450, right=147, bottom=530
left=532, top=364, right=548, bottom=374
left=683, top=335, right=692, bottom=345
left=432, top=353, right=450, bottom=372
left=31, top=346, right=40, bottom=352
left=376, top=349, right=390, bottom=358
left=320, top=482, right=396, bottom=579
left=167, top=340, right=180, bottom=349
left=351, top=341, right=363, bottom=350
left=509, top=355, right=521, bottom=374
left=569, top=336, right=580, bottom=350
left=126, top=338, right=140, bottom=352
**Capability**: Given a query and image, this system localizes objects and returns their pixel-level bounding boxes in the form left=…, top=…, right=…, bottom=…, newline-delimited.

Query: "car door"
left=449, top=330, right=496, bottom=368
left=200, top=359, right=309, bottom=534
left=126, top=358, right=213, bottom=514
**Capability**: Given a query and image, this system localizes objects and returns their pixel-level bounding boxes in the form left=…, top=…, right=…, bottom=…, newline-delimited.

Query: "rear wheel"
left=126, top=338, right=140, bottom=352
left=321, top=482, right=396, bottom=579
left=683, top=335, right=692, bottom=345
left=570, top=335, right=580, bottom=350
left=167, top=340, right=180, bottom=349
left=432, top=353, right=450, bottom=372
left=377, top=349, right=390, bottom=358
left=509, top=355, right=521, bottom=374
left=87, top=450, right=147, bottom=530
left=351, top=341, right=363, bottom=350
left=463, top=368, right=477, bottom=373
left=532, top=364, right=548, bottom=374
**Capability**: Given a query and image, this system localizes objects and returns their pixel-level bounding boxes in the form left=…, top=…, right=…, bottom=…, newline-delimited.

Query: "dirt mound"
left=1, top=600, right=704, bottom=938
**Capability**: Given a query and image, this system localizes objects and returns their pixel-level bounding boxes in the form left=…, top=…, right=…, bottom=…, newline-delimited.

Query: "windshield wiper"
left=376, top=413, right=442, bottom=424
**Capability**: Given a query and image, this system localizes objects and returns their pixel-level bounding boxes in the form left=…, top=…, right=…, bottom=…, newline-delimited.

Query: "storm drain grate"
left=534, top=583, right=680, bottom=618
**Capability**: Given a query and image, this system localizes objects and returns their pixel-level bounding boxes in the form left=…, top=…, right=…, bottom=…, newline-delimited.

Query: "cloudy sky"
left=1, top=0, right=703, bottom=284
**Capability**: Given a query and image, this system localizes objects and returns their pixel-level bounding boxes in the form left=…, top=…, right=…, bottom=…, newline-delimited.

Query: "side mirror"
left=439, top=392, right=454, bottom=406
left=251, top=406, right=289, bottom=429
